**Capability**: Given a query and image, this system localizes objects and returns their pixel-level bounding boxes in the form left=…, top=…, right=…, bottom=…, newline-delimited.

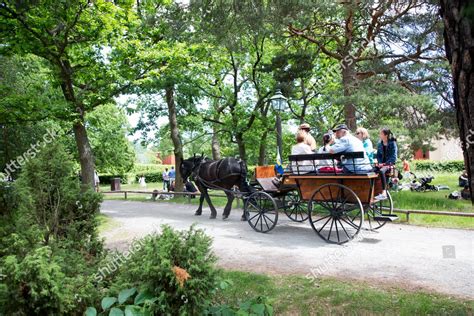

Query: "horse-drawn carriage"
left=244, top=152, right=399, bottom=244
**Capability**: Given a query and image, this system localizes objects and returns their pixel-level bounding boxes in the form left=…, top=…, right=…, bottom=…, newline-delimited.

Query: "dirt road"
left=101, top=200, right=474, bottom=298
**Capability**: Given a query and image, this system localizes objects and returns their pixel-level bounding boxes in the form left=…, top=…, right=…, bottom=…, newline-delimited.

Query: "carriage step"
left=373, top=214, right=399, bottom=222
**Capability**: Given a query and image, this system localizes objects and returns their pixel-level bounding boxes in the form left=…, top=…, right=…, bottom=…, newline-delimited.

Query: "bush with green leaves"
left=411, top=160, right=464, bottom=173
left=111, top=225, right=218, bottom=315
left=86, top=287, right=159, bottom=316
left=0, top=141, right=105, bottom=315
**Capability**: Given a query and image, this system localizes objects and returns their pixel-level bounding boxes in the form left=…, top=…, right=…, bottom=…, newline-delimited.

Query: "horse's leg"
left=222, top=191, right=234, bottom=220
left=202, top=187, right=218, bottom=219
left=195, top=182, right=205, bottom=216
left=238, top=179, right=250, bottom=221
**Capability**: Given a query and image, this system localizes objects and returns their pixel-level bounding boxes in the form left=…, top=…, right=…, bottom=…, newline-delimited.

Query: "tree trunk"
left=235, top=132, right=246, bottom=161
left=73, top=121, right=95, bottom=188
left=165, top=85, right=184, bottom=192
left=342, top=58, right=357, bottom=131
left=440, top=0, right=474, bottom=203
left=258, top=130, right=268, bottom=166
left=58, top=60, right=95, bottom=189
left=211, top=124, right=221, bottom=160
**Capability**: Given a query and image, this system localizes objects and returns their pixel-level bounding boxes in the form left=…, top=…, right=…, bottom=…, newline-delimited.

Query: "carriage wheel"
left=308, top=183, right=364, bottom=244
left=283, top=190, right=309, bottom=222
left=365, top=191, right=393, bottom=230
left=244, top=191, right=278, bottom=233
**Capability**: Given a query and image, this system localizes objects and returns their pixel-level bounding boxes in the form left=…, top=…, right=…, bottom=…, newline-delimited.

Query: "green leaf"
left=250, top=303, right=265, bottom=315
left=133, top=290, right=154, bottom=305
left=109, top=307, right=125, bottom=316
left=118, top=288, right=137, bottom=304
left=266, top=304, right=274, bottom=316
left=102, top=297, right=118, bottom=311
left=85, top=307, right=97, bottom=316
left=239, top=300, right=252, bottom=311
left=124, top=305, right=143, bottom=316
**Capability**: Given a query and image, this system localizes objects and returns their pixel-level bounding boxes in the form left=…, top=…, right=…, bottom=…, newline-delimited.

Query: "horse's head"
left=180, top=155, right=205, bottom=181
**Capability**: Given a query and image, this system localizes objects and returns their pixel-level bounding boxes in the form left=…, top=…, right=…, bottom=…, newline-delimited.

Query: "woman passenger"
left=291, top=130, right=314, bottom=174
left=375, top=127, right=398, bottom=200
left=355, top=127, right=374, bottom=164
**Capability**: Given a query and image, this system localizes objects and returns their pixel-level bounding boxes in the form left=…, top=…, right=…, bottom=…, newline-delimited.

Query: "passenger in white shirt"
left=291, top=130, right=315, bottom=174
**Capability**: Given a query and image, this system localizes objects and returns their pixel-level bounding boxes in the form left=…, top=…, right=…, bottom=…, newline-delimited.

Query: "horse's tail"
left=238, top=159, right=255, bottom=193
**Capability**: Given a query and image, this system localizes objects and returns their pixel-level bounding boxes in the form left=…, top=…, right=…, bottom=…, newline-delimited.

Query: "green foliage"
left=87, top=287, right=159, bottom=316
left=207, top=296, right=274, bottom=316
left=411, top=160, right=465, bottom=173
left=0, top=141, right=105, bottom=315
left=111, top=225, right=219, bottom=315
left=86, top=104, right=135, bottom=175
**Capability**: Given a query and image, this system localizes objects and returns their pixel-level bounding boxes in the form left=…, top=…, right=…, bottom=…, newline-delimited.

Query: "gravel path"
left=100, top=200, right=474, bottom=299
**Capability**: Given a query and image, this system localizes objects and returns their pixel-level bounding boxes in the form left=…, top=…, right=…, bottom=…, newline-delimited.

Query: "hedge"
left=411, top=160, right=465, bottom=173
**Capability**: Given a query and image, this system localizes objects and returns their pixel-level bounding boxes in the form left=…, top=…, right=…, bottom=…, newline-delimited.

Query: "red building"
left=157, top=152, right=175, bottom=165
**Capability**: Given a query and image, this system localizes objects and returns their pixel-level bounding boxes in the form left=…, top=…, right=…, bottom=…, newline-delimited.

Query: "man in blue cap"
left=329, top=124, right=373, bottom=173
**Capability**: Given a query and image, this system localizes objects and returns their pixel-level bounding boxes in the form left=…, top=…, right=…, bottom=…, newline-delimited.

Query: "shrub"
left=0, top=142, right=105, bottom=315
left=411, top=160, right=464, bottom=173
left=111, top=225, right=218, bottom=315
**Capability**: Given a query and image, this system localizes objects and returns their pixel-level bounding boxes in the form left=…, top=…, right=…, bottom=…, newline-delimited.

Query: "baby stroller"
left=409, top=173, right=449, bottom=192
left=411, top=175, right=438, bottom=192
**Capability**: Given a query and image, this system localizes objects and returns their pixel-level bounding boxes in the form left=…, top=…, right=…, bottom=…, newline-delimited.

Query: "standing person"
left=291, top=130, right=315, bottom=174
left=94, top=170, right=100, bottom=192
left=139, top=175, right=147, bottom=188
left=329, top=124, right=373, bottom=173
left=375, top=127, right=398, bottom=200
left=162, top=168, right=170, bottom=191
left=168, top=166, right=176, bottom=190
left=402, top=159, right=411, bottom=179
left=355, top=127, right=374, bottom=164
left=298, top=123, right=317, bottom=151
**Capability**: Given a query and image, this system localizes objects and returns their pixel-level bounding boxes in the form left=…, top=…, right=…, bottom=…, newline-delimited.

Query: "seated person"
left=291, top=130, right=315, bottom=174
left=328, top=124, right=373, bottom=173
left=184, top=180, right=197, bottom=198
left=317, top=132, right=336, bottom=170
left=355, top=127, right=374, bottom=164
left=375, top=127, right=398, bottom=200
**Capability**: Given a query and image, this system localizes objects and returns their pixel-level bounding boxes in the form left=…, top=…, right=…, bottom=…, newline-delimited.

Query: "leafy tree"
left=86, top=104, right=135, bottom=175
left=0, top=0, right=141, bottom=188
left=287, top=0, right=446, bottom=131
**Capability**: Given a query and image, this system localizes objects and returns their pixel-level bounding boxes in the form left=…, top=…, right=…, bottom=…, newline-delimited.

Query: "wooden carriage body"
left=244, top=152, right=397, bottom=244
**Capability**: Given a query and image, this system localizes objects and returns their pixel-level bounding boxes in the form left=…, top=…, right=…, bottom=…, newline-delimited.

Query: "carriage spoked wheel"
left=364, top=191, right=393, bottom=230
left=283, top=190, right=308, bottom=222
left=244, top=191, right=278, bottom=233
left=308, top=183, right=364, bottom=244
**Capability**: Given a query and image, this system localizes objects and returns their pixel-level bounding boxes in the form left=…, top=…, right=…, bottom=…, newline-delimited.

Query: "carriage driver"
left=298, top=123, right=317, bottom=151
left=329, top=124, right=373, bottom=173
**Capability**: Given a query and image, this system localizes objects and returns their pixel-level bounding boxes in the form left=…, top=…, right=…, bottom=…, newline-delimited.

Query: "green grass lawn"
left=100, top=172, right=473, bottom=229
left=217, top=271, right=474, bottom=315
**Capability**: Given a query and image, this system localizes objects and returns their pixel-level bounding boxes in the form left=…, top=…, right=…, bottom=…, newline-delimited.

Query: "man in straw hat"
left=298, top=123, right=317, bottom=151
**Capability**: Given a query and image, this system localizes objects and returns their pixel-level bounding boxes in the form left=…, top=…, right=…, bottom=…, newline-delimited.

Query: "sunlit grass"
left=217, top=270, right=474, bottom=315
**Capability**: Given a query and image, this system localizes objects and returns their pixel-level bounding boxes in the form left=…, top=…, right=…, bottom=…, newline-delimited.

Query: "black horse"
left=180, top=156, right=253, bottom=220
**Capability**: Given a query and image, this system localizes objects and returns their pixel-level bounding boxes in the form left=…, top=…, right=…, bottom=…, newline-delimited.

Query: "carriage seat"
left=288, top=152, right=373, bottom=176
